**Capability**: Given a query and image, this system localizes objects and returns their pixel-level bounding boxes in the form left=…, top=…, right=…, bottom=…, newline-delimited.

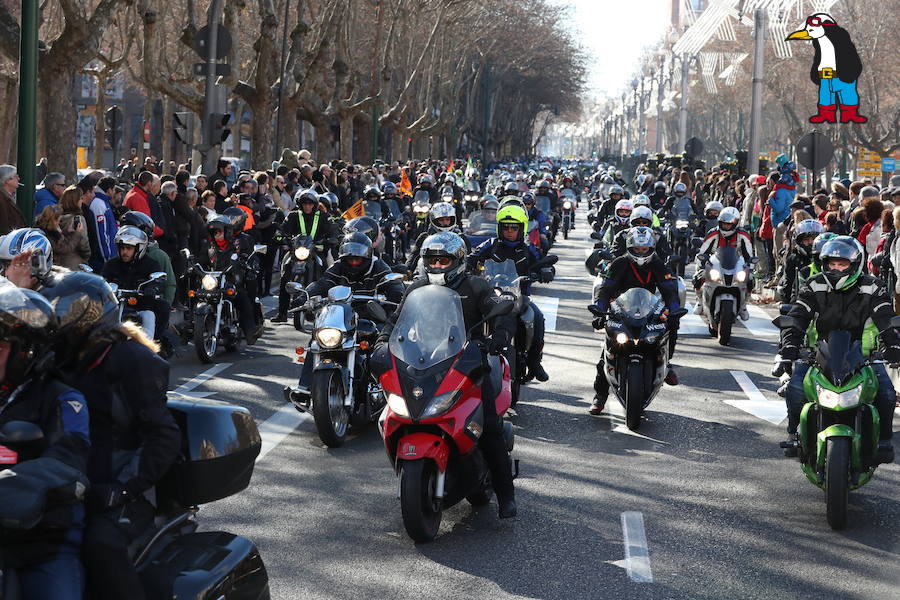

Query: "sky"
left=553, top=0, right=671, bottom=101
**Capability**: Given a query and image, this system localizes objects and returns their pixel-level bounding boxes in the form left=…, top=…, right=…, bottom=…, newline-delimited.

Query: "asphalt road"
left=166, top=219, right=900, bottom=600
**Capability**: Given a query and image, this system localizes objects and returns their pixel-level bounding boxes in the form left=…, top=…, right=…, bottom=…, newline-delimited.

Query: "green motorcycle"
left=774, top=321, right=887, bottom=530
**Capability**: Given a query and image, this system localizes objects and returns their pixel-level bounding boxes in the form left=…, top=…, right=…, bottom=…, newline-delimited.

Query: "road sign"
left=684, top=137, right=704, bottom=157
left=193, top=62, right=231, bottom=77
left=883, top=157, right=897, bottom=172
left=856, top=146, right=882, bottom=179
left=194, top=24, right=232, bottom=59
left=795, top=131, right=833, bottom=171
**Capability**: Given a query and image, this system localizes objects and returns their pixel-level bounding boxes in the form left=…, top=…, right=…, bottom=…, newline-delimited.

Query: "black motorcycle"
left=0, top=398, right=270, bottom=599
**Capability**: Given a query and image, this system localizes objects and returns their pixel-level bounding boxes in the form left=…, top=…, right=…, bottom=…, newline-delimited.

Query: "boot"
left=591, top=370, right=609, bottom=414
left=589, top=396, right=606, bottom=415
left=876, top=441, right=894, bottom=464
left=527, top=351, right=549, bottom=382
left=808, top=104, right=837, bottom=124
left=664, top=367, right=679, bottom=386
left=839, top=104, right=868, bottom=124
left=480, top=430, right=516, bottom=518
left=271, top=313, right=288, bottom=323
left=781, top=432, right=800, bottom=458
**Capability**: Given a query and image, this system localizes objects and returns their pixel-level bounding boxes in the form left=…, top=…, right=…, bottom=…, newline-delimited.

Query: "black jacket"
left=101, top=254, right=164, bottom=297
left=306, top=257, right=404, bottom=306
left=778, top=251, right=812, bottom=304
left=612, top=227, right=672, bottom=260
left=593, top=255, right=680, bottom=310
left=468, top=238, right=546, bottom=294
left=62, top=336, right=179, bottom=497
left=280, top=209, right=336, bottom=249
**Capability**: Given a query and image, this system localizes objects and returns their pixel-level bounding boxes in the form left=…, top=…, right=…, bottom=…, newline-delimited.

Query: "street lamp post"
left=636, top=76, right=646, bottom=156
left=16, top=0, right=39, bottom=221
left=678, top=54, right=690, bottom=151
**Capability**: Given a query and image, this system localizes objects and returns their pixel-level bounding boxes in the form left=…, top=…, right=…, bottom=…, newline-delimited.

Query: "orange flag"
left=447, top=159, right=455, bottom=173
left=341, top=200, right=365, bottom=220
left=399, top=169, right=413, bottom=196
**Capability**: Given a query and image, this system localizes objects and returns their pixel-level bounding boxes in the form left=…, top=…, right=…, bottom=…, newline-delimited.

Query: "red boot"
left=839, top=105, right=868, bottom=123
left=809, top=104, right=837, bottom=124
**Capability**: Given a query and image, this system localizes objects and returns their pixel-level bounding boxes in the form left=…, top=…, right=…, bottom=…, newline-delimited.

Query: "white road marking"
left=601, top=400, right=671, bottom=445
left=621, top=511, right=653, bottom=583
left=257, top=404, right=310, bottom=461
left=171, top=362, right=233, bottom=394
left=532, top=296, right=559, bottom=332
left=678, top=304, right=711, bottom=336
left=739, top=304, right=779, bottom=337
left=725, top=370, right=787, bottom=425
left=584, top=248, right=594, bottom=258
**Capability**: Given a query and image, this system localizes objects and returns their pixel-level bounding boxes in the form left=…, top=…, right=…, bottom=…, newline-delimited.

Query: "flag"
left=341, top=200, right=365, bottom=220
left=463, top=156, right=474, bottom=186
left=400, top=169, right=413, bottom=196
left=447, top=159, right=455, bottom=173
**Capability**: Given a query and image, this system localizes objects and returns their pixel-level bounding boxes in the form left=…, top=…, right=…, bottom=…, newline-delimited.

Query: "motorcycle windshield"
left=364, top=201, right=382, bottom=220
left=389, top=285, right=465, bottom=370
left=716, top=246, right=739, bottom=271
left=413, top=190, right=431, bottom=205
left=672, top=201, right=693, bottom=222
left=536, top=195, right=551, bottom=214
left=561, top=189, right=576, bottom=200
left=465, top=181, right=480, bottom=193
left=385, top=199, right=402, bottom=219
left=816, top=330, right=865, bottom=386
left=612, top=288, right=660, bottom=322
left=482, top=259, right=520, bottom=295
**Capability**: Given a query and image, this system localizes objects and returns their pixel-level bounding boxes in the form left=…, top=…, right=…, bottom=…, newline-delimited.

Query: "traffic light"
left=104, top=106, right=123, bottom=149
left=173, top=111, right=194, bottom=144
left=206, top=112, right=231, bottom=144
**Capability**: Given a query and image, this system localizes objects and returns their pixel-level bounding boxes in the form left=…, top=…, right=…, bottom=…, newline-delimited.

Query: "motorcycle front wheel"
left=193, top=313, right=217, bottom=363
left=718, top=300, right=734, bottom=346
left=400, top=458, right=442, bottom=542
left=825, top=437, right=851, bottom=530
left=311, top=369, right=349, bottom=447
left=625, top=363, right=644, bottom=431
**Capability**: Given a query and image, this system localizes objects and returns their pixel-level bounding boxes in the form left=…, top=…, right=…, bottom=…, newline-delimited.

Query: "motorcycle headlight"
left=563, top=201, right=573, bottom=210
left=736, top=270, right=747, bottom=283
left=294, top=247, right=310, bottom=260
left=421, top=390, right=461, bottom=418
left=676, top=220, right=690, bottom=228
left=615, top=332, right=629, bottom=345
left=816, top=384, right=862, bottom=409
left=387, top=393, right=410, bottom=418
left=201, top=274, right=219, bottom=291
left=709, top=268, right=721, bottom=282
left=315, top=327, right=343, bottom=348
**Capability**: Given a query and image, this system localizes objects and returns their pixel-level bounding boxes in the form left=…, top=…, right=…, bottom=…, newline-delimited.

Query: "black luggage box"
left=160, top=398, right=262, bottom=507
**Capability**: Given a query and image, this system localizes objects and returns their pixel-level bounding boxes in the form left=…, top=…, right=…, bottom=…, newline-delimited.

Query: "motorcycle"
left=667, top=208, right=697, bottom=277
left=378, top=284, right=516, bottom=542
left=698, top=246, right=752, bottom=346
left=560, top=189, right=577, bottom=239
left=0, top=398, right=270, bottom=599
left=535, top=194, right=555, bottom=247
left=590, top=288, right=687, bottom=430
left=283, top=277, right=402, bottom=447
left=481, top=259, right=531, bottom=406
left=191, top=244, right=267, bottom=363
left=109, top=271, right=167, bottom=337
left=772, top=324, right=895, bottom=530
left=281, top=235, right=322, bottom=330
left=463, top=181, right=481, bottom=217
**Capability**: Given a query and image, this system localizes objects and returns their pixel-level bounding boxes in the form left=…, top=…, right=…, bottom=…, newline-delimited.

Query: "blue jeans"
left=786, top=362, right=894, bottom=440
left=18, top=549, right=84, bottom=600
left=818, top=78, right=859, bottom=106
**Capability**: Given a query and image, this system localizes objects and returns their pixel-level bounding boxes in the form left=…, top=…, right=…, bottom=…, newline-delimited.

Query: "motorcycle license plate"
left=0, top=445, right=17, bottom=464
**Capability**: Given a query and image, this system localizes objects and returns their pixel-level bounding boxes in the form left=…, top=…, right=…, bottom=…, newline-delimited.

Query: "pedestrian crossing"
left=681, top=302, right=779, bottom=338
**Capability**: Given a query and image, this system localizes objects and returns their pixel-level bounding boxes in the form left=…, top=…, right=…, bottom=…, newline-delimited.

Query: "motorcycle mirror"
left=779, top=304, right=793, bottom=316
left=78, top=264, right=94, bottom=273
left=327, top=286, right=352, bottom=302
left=590, top=231, right=604, bottom=241
left=149, top=271, right=167, bottom=281
left=286, top=282, right=305, bottom=296
left=772, top=315, right=802, bottom=330
left=0, top=421, right=44, bottom=445
left=380, top=273, right=404, bottom=285
left=671, top=307, right=688, bottom=319
left=253, top=244, right=268, bottom=255
left=366, top=300, right=388, bottom=323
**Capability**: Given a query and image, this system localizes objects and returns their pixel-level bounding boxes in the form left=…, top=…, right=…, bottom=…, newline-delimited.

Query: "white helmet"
left=114, top=225, right=150, bottom=259
left=429, top=202, right=457, bottom=232
left=0, top=228, right=53, bottom=281
left=718, top=206, right=740, bottom=238
left=704, top=200, right=723, bottom=217
left=629, top=206, right=654, bottom=226
left=626, top=226, right=656, bottom=266
left=614, top=199, right=633, bottom=225
left=633, top=194, right=651, bottom=208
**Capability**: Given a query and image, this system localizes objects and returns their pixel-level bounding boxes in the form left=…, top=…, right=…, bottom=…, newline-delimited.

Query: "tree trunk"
left=39, top=68, right=78, bottom=177
left=140, top=90, right=153, bottom=166
left=339, top=113, right=353, bottom=161
left=0, top=77, right=18, bottom=163
left=93, top=72, right=107, bottom=169
left=314, top=122, right=330, bottom=163
left=161, top=96, right=173, bottom=173
left=355, top=115, right=372, bottom=164
left=250, top=100, right=276, bottom=170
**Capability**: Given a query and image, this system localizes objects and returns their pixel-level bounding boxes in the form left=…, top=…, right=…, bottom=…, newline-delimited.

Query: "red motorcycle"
left=377, top=284, right=516, bottom=542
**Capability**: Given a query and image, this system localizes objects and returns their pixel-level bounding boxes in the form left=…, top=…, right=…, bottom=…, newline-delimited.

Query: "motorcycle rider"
left=274, top=189, right=337, bottom=322
left=42, top=272, right=180, bottom=600
left=521, top=192, right=550, bottom=253
left=632, top=195, right=661, bottom=227
left=663, top=182, right=698, bottom=217
left=693, top=206, right=754, bottom=318
left=118, top=211, right=176, bottom=309
left=778, top=219, right=825, bottom=304
left=412, top=174, right=439, bottom=204
left=648, top=181, right=668, bottom=212
left=589, top=227, right=681, bottom=414
left=406, top=202, right=467, bottom=274
left=469, top=204, right=551, bottom=382
left=778, top=236, right=896, bottom=464
left=0, top=285, right=91, bottom=600
left=375, top=232, right=518, bottom=518
left=697, top=200, right=723, bottom=237
left=0, top=227, right=62, bottom=290
left=611, top=206, right=673, bottom=261
left=101, top=226, right=169, bottom=342
left=596, top=185, right=626, bottom=225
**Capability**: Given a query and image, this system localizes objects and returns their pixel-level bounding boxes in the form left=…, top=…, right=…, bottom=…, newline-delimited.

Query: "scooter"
left=378, top=285, right=516, bottom=542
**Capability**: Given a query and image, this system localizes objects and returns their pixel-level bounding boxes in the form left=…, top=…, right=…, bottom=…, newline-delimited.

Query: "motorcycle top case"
left=159, top=398, right=262, bottom=507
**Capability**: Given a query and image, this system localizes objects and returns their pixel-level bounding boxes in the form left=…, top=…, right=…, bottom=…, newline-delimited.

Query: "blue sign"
left=883, top=157, right=897, bottom=172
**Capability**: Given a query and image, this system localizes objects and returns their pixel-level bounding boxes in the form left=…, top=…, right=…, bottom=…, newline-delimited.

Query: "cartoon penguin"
left=786, top=13, right=867, bottom=124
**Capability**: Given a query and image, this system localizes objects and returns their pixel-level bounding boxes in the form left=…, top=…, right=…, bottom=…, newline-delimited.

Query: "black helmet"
left=294, top=188, right=319, bottom=209
left=536, top=179, right=550, bottom=190
left=40, top=271, right=118, bottom=353
left=654, top=181, right=666, bottom=193
left=120, top=210, right=155, bottom=238
left=0, top=286, right=56, bottom=390
left=364, top=185, right=382, bottom=199
left=819, top=236, right=863, bottom=291
left=338, top=232, right=374, bottom=277
left=206, top=215, right=233, bottom=238
left=343, top=216, right=382, bottom=248
left=222, top=207, right=247, bottom=236
left=381, top=181, right=398, bottom=196
left=321, top=192, right=339, bottom=209
left=421, top=232, right=467, bottom=287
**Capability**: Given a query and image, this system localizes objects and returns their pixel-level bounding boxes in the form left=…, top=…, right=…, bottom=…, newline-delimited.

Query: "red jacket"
left=123, top=185, right=163, bottom=238
left=759, top=204, right=774, bottom=240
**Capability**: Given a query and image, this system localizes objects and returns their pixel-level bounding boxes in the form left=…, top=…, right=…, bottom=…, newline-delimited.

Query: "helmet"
left=41, top=271, right=119, bottom=351
left=206, top=215, right=233, bottom=239
left=499, top=196, right=525, bottom=210
left=294, top=188, right=320, bottom=208
left=496, top=204, right=528, bottom=244
left=811, top=231, right=838, bottom=270
left=321, top=192, right=339, bottom=209
left=704, top=200, right=723, bottom=218
left=521, top=191, right=535, bottom=205
left=654, top=181, right=666, bottom=193
left=222, top=206, right=248, bottom=234
left=615, top=170, right=623, bottom=179
left=429, top=202, right=456, bottom=232
left=717, top=206, right=740, bottom=237
left=633, top=194, right=651, bottom=208
left=114, top=225, right=149, bottom=260
left=503, top=181, right=520, bottom=196
left=609, top=185, right=624, bottom=199
left=629, top=206, right=654, bottom=227
left=614, top=199, right=633, bottom=225
left=444, top=174, right=456, bottom=185
left=482, top=199, right=499, bottom=212
left=364, top=184, right=382, bottom=199
left=603, top=176, right=615, bottom=185
left=0, top=286, right=56, bottom=389
left=626, top=226, right=656, bottom=266
left=421, top=232, right=467, bottom=287
left=120, top=211, right=155, bottom=238
left=0, top=228, right=53, bottom=282
left=694, top=169, right=704, bottom=179
left=338, top=232, right=374, bottom=277
left=536, top=179, right=550, bottom=190
left=343, top=216, right=382, bottom=248
left=479, top=194, right=498, bottom=208
left=419, top=174, right=434, bottom=185
left=819, top=236, right=863, bottom=291
left=673, top=182, right=687, bottom=196
left=381, top=181, right=398, bottom=196
left=793, top=219, right=825, bottom=258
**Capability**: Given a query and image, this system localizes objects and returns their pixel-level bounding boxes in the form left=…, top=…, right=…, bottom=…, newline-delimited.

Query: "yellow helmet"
left=496, top=205, right=528, bottom=242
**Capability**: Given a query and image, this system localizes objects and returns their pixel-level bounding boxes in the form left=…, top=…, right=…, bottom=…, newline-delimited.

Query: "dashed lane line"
left=621, top=511, right=653, bottom=583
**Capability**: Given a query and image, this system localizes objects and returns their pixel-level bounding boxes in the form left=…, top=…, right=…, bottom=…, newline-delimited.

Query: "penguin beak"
left=786, top=29, right=813, bottom=41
